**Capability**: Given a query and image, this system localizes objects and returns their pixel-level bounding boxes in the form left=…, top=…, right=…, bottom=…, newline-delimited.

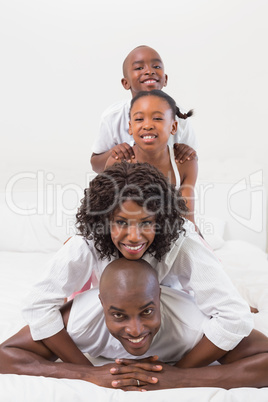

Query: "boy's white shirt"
left=91, top=99, right=198, bottom=154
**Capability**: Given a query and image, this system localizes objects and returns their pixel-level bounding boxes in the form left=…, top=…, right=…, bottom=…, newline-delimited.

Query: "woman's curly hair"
left=76, top=162, right=188, bottom=261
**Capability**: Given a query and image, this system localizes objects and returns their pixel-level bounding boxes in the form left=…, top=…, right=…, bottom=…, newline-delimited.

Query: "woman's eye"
left=140, top=221, right=153, bottom=227
left=115, top=220, right=127, bottom=226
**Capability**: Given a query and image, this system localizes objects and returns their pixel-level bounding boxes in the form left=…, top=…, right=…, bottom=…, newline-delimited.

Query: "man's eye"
left=153, top=65, right=161, bottom=69
left=143, top=308, right=153, bottom=316
left=134, top=67, right=143, bottom=70
left=113, top=313, right=124, bottom=319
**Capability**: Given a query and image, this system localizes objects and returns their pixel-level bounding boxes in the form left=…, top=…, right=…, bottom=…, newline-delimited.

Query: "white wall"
left=1, top=0, right=268, bottom=244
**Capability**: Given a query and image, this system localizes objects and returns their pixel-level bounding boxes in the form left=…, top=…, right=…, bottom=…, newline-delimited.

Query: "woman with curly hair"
left=22, top=162, right=253, bottom=370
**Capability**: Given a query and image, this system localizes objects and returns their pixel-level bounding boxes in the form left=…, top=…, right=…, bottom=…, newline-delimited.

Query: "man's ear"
left=121, top=77, right=131, bottom=91
left=163, top=74, right=168, bottom=88
left=170, top=120, right=178, bottom=136
left=128, top=121, right=133, bottom=136
left=98, top=294, right=103, bottom=306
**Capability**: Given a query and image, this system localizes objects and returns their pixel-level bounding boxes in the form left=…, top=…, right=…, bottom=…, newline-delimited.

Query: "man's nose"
left=125, top=318, right=144, bottom=337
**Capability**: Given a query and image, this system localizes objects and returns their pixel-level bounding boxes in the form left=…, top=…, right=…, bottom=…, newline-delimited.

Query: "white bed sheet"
left=1, top=244, right=268, bottom=401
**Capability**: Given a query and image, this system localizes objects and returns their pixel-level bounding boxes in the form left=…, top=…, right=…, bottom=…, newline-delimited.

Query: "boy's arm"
left=91, top=144, right=135, bottom=173
left=91, top=151, right=113, bottom=173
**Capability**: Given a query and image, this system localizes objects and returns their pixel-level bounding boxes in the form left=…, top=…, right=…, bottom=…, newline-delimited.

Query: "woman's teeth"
left=125, top=244, right=143, bottom=250
left=128, top=336, right=144, bottom=343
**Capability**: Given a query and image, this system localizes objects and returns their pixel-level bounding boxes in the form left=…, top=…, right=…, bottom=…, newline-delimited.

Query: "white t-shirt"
left=22, top=220, right=253, bottom=351
left=91, top=99, right=198, bottom=154
left=67, top=286, right=208, bottom=364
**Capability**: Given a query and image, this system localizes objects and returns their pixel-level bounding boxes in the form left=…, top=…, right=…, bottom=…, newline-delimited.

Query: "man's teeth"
left=144, top=80, right=156, bottom=83
left=128, top=337, right=144, bottom=343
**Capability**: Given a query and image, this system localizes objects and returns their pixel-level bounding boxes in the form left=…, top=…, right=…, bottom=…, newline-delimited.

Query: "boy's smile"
left=121, top=46, right=168, bottom=97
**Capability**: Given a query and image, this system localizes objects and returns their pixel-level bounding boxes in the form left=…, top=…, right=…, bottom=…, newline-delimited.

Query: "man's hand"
left=82, top=361, right=159, bottom=391
left=107, top=356, right=162, bottom=390
left=173, top=143, right=197, bottom=164
left=111, top=143, right=135, bottom=162
left=110, top=358, right=183, bottom=391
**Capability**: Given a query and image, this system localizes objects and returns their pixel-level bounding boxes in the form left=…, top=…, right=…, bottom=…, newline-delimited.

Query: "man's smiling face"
left=99, top=259, right=161, bottom=356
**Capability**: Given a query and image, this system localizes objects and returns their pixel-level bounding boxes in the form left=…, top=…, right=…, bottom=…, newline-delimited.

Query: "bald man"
left=1, top=258, right=268, bottom=391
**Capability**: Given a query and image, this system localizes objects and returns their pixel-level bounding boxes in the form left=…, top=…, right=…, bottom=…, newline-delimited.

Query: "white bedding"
left=1, top=241, right=268, bottom=401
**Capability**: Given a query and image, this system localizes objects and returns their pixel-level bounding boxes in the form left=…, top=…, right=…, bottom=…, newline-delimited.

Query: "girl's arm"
left=176, top=158, right=198, bottom=226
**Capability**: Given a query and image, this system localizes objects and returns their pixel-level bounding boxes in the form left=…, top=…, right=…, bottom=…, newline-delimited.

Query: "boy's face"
left=122, top=46, right=168, bottom=97
left=129, top=95, right=177, bottom=151
left=110, top=200, right=156, bottom=260
left=100, top=278, right=161, bottom=356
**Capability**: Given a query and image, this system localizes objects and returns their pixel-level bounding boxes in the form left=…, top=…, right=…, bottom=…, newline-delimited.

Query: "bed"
left=1, top=160, right=268, bottom=401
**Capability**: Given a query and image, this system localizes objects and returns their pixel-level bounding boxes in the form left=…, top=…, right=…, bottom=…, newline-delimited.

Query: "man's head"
left=99, top=258, right=161, bottom=356
left=121, top=45, right=168, bottom=97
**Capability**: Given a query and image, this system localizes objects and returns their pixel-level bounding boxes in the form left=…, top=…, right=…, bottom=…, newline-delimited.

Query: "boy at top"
left=90, top=45, right=198, bottom=173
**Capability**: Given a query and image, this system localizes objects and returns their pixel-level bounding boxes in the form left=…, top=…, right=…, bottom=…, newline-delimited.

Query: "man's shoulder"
left=101, top=99, right=131, bottom=119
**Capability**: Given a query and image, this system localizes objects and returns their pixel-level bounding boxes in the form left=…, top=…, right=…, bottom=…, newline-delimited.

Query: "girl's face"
left=110, top=200, right=156, bottom=260
left=129, top=96, right=177, bottom=152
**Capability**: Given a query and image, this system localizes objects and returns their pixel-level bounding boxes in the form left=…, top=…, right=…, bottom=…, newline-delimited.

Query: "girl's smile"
left=129, top=95, right=177, bottom=154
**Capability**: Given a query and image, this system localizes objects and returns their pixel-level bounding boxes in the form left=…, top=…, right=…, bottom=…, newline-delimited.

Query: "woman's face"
left=129, top=95, right=177, bottom=152
left=110, top=200, right=156, bottom=260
